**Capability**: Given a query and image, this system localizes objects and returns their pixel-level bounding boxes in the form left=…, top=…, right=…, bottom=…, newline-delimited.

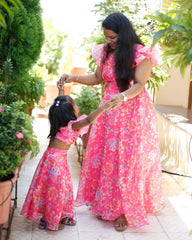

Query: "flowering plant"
left=0, top=101, right=39, bottom=181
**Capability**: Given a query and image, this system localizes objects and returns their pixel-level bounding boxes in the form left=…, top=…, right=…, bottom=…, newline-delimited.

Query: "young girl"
left=21, top=82, right=114, bottom=231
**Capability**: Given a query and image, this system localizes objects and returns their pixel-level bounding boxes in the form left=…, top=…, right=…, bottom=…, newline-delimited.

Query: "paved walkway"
left=4, top=116, right=192, bottom=240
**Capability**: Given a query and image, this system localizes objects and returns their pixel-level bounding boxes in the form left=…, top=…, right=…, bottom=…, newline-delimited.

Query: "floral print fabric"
left=21, top=115, right=88, bottom=230
left=75, top=44, right=164, bottom=227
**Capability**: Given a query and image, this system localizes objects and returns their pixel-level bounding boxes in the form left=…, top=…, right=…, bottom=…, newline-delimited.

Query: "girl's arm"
left=58, top=66, right=103, bottom=86
left=57, top=82, right=64, bottom=96
left=72, top=99, right=114, bottom=131
left=110, top=58, right=152, bottom=107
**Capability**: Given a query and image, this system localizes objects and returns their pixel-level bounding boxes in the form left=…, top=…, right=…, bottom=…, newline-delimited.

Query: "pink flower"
left=0, top=107, right=4, bottom=113
left=16, top=132, right=24, bottom=139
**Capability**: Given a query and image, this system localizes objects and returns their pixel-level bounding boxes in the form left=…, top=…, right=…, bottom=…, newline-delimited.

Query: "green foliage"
left=0, top=0, right=21, bottom=29
left=0, top=58, right=13, bottom=84
left=0, top=1, right=43, bottom=180
left=0, top=81, right=18, bottom=105
left=0, top=59, right=45, bottom=113
left=13, top=71, right=45, bottom=111
left=72, top=86, right=101, bottom=115
left=0, top=101, right=39, bottom=181
left=37, top=18, right=67, bottom=76
left=147, top=63, right=170, bottom=100
left=151, top=0, right=192, bottom=79
left=0, top=0, right=44, bottom=79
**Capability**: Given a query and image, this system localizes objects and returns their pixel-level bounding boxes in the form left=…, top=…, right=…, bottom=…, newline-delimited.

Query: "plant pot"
left=45, top=83, right=72, bottom=104
left=0, top=171, right=17, bottom=225
left=28, top=107, right=33, bottom=116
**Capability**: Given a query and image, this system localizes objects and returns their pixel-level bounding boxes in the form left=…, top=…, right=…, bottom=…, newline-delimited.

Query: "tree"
left=0, top=0, right=45, bottom=112
left=151, top=0, right=192, bottom=79
left=0, top=0, right=44, bottom=79
left=36, top=18, right=67, bottom=76
left=0, top=0, right=21, bottom=29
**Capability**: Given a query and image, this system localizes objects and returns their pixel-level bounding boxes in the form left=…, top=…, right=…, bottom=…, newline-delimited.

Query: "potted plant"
left=0, top=97, right=39, bottom=224
left=0, top=59, right=45, bottom=115
left=15, top=71, right=45, bottom=115
left=72, top=85, right=101, bottom=163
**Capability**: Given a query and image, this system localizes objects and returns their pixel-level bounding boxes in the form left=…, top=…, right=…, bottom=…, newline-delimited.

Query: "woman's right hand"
left=58, top=73, right=73, bottom=85
left=102, top=99, right=116, bottom=110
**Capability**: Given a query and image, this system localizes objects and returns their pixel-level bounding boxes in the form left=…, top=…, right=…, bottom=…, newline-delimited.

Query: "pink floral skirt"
left=21, top=147, right=74, bottom=230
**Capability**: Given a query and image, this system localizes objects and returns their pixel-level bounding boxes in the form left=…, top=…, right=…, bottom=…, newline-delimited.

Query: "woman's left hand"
left=110, top=93, right=124, bottom=108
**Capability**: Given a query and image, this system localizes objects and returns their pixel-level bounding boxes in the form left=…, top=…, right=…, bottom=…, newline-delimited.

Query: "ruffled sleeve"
left=91, top=44, right=105, bottom=69
left=56, top=115, right=89, bottom=144
left=68, top=114, right=89, bottom=137
left=134, top=44, right=161, bottom=67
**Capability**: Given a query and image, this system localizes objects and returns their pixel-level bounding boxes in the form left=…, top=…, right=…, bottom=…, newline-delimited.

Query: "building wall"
left=154, top=66, right=191, bottom=108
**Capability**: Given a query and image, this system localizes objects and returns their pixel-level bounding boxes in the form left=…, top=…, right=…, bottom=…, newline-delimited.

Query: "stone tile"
left=13, top=198, right=25, bottom=217
left=11, top=215, right=33, bottom=232
left=32, top=228, right=78, bottom=240
left=76, top=213, right=114, bottom=233
left=123, top=232, right=169, bottom=240
left=126, top=216, right=164, bottom=233
left=75, top=205, right=90, bottom=216
left=168, top=193, right=192, bottom=212
left=9, top=230, right=32, bottom=240
left=7, top=116, right=192, bottom=240
left=79, top=231, right=124, bottom=240
left=155, top=198, right=178, bottom=216
left=0, top=229, right=8, bottom=240
left=167, top=232, right=192, bottom=240
left=157, top=216, right=189, bottom=233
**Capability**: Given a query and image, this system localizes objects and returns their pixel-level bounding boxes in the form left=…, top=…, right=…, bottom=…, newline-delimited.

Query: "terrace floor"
left=2, top=113, right=192, bottom=240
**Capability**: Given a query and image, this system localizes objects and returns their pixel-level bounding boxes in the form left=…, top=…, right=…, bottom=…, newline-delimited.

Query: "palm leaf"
left=0, top=12, right=6, bottom=29
left=152, top=30, right=166, bottom=47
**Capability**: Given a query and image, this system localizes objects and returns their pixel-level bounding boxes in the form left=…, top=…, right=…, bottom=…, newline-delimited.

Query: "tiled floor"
left=2, top=116, right=192, bottom=240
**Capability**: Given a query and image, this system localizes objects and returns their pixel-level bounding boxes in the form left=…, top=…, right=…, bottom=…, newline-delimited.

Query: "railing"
left=155, top=104, right=192, bottom=192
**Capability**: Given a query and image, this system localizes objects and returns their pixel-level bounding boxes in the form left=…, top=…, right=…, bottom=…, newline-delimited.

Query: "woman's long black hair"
left=102, top=12, right=143, bottom=92
left=48, top=95, right=77, bottom=139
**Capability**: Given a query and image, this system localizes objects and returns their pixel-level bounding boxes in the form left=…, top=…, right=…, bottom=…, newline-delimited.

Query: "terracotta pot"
left=45, top=83, right=72, bottom=104
left=0, top=171, right=17, bottom=225
left=28, top=107, right=33, bottom=116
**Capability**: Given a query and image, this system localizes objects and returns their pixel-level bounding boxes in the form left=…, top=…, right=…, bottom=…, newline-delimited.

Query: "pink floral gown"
left=75, top=44, right=164, bottom=228
left=21, top=115, right=88, bottom=230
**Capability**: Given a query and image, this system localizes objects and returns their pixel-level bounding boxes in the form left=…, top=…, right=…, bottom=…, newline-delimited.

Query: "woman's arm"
left=72, top=99, right=114, bottom=131
left=59, top=66, right=104, bottom=86
left=110, top=58, right=152, bottom=107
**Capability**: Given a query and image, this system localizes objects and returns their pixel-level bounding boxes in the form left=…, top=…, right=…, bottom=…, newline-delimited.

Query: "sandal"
left=61, top=217, right=76, bottom=226
left=96, top=215, right=102, bottom=220
left=114, top=214, right=128, bottom=231
left=39, top=218, right=65, bottom=231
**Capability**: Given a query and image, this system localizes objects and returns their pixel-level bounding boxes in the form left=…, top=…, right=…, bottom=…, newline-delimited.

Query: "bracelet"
left=121, top=92, right=127, bottom=102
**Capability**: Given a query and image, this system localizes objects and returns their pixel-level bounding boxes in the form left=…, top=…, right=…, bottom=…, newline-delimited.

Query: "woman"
left=59, top=12, right=164, bottom=231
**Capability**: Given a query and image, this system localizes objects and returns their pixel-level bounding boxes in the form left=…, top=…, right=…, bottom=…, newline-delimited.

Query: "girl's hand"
left=57, top=81, right=63, bottom=89
left=110, top=93, right=124, bottom=108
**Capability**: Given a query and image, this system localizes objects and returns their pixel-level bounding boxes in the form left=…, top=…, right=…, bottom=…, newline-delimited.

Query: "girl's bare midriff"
left=48, top=138, right=70, bottom=150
